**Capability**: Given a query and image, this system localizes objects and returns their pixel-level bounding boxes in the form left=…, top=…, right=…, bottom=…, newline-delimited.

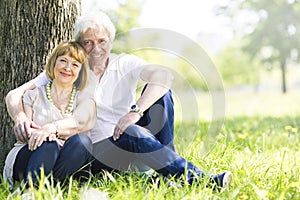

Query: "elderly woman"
left=3, top=41, right=96, bottom=189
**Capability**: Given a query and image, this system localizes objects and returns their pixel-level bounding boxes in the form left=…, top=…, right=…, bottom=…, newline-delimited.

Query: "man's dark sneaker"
left=211, top=171, right=233, bottom=189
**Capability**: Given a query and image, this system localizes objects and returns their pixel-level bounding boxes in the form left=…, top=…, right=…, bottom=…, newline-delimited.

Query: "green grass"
left=1, top=91, right=300, bottom=199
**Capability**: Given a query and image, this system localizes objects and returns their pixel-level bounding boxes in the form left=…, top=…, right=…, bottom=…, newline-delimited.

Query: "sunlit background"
left=82, top=0, right=232, bottom=52
left=81, top=0, right=300, bottom=120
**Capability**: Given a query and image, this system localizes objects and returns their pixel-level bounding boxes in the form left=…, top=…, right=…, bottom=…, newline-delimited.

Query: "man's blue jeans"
left=90, top=89, right=203, bottom=181
left=137, top=89, right=175, bottom=151
left=92, top=125, right=203, bottom=183
left=13, top=134, right=92, bottom=183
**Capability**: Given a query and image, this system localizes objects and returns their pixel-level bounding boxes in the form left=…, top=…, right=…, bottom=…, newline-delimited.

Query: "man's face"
left=79, top=26, right=112, bottom=66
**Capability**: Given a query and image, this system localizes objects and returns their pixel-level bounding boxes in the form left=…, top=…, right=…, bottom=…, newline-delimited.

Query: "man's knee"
left=124, top=125, right=152, bottom=138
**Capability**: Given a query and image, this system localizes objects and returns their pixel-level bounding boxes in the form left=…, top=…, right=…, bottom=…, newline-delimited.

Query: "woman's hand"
left=28, top=123, right=57, bottom=151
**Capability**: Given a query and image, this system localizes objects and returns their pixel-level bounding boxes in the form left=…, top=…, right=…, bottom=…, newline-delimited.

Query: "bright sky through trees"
left=81, top=0, right=233, bottom=41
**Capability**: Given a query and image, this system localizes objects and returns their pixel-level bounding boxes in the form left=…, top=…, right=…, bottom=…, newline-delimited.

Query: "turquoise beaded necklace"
left=46, top=81, right=76, bottom=115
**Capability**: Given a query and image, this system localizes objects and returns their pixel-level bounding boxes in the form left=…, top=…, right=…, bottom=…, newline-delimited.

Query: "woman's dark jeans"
left=13, top=134, right=92, bottom=183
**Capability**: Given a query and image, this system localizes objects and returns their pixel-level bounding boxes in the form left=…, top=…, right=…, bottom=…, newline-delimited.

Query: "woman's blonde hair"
left=45, top=41, right=89, bottom=90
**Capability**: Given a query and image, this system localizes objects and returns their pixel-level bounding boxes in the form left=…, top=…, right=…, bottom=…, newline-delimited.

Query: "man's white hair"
left=73, top=11, right=116, bottom=42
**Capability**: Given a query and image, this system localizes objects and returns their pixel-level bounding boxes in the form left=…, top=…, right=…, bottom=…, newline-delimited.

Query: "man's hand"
left=13, top=113, right=40, bottom=143
left=113, top=112, right=141, bottom=141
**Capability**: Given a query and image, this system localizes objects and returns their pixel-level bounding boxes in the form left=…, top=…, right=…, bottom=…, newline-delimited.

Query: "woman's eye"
left=60, top=59, right=66, bottom=62
left=73, top=62, right=81, bottom=68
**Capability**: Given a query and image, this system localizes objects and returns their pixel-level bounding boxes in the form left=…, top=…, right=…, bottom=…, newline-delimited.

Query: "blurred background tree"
left=217, top=0, right=300, bottom=93
left=109, top=0, right=143, bottom=36
left=105, top=0, right=145, bottom=54
left=214, top=41, right=262, bottom=89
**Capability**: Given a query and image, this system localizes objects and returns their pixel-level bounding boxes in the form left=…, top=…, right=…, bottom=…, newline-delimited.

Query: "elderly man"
left=6, top=11, right=232, bottom=188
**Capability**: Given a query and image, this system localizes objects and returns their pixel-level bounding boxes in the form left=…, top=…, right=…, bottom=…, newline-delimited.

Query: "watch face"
left=130, top=104, right=143, bottom=117
left=131, top=105, right=137, bottom=110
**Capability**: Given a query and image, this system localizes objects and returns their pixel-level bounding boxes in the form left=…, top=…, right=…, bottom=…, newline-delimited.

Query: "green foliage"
left=104, top=0, right=145, bottom=54
left=217, top=0, right=300, bottom=92
left=218, top=0, right=300, bottom=63
left=108, top=0, right=144, bottom=35
left=241, top=0, right=300, bottom=64
left=173, top=58, right=208, bottom=90
left=214, top=41, right=262, bottom=87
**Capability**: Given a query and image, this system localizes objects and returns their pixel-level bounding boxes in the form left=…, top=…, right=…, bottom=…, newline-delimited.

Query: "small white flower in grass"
left=79, top=188, right=109, bottom=200
left=251, top=183, right=268, bottom=199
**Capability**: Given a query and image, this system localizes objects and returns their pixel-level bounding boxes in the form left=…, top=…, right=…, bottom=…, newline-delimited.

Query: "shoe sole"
left=222, top=172, right=233, bottom=188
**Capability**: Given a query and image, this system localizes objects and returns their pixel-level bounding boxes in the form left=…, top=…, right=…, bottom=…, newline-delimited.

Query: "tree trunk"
left=0, top=0, right=81, bottom=172
left=280, top=61, right=287, bottom=93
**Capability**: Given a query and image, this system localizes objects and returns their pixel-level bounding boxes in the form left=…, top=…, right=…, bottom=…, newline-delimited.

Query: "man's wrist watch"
left=130, top=104, right=144, bottom=117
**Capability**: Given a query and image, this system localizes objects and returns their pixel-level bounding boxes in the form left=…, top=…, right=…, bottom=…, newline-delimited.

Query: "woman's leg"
left=25, top=141, right=60, bottom=183
left=13, top=145, right=32, bottom=182
left=53, top=134, right=93, bottom=181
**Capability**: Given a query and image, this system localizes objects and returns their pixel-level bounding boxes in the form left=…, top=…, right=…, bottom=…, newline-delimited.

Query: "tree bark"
left=0, top=0, right=81, bottom=172
left=280, top=62, right=287, bottom=93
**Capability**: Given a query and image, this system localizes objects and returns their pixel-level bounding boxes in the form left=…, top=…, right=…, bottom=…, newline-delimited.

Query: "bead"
left=46, top=81, right=76, bottom=115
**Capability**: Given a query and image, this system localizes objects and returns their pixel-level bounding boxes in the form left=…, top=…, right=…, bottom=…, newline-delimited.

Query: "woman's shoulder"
left=26, top=84, right=46, bottom=95
left=23, top=84, right=46, bottom=101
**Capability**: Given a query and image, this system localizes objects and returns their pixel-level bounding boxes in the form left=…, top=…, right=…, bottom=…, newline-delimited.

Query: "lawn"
left=1, top=90, right=300, bottom=199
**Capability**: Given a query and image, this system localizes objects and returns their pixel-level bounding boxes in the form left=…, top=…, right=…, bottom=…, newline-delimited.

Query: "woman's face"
left=79, top=26, right=112, bottom=67
left=53, top=54, right=82, bottom=86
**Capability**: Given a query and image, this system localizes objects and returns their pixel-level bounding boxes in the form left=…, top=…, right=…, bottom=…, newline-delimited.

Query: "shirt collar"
left=106, top=53, right=120, bottom=71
